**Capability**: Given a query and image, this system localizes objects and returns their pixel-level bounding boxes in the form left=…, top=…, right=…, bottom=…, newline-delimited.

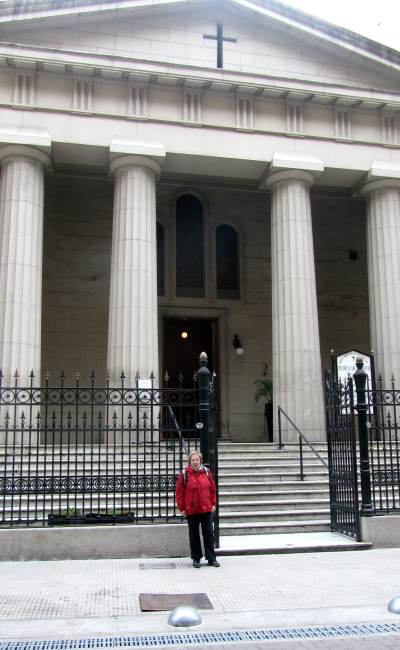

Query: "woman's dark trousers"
left=187, top=512, right=216, bottom=562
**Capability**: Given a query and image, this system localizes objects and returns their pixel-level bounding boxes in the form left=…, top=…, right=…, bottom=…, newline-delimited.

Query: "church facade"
left=0, top=0, right=399, bottom=442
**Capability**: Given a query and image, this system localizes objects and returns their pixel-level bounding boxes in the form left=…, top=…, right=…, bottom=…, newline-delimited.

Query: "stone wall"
left=42, top=174, right=113, bottom=382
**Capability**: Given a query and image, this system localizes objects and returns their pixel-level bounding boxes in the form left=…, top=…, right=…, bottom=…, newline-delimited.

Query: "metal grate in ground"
left=2, top=623, right=400, bottom=648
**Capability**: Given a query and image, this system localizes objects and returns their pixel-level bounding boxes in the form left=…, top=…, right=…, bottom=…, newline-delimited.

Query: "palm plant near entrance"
left=254, top=379, right=273, bottom=442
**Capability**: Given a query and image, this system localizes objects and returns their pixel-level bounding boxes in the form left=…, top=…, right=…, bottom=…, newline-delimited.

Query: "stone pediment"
left=0, top=0, right=399, bottom=95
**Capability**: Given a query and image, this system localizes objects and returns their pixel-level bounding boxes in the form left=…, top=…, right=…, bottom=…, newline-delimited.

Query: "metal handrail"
left=277, top=405, right=328, bottom=481
left=167, top=405, right=188, bottom=455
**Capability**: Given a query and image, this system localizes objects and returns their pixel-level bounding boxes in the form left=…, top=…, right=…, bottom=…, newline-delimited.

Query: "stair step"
left=220, top=509, right=330, bottom=523
left=220, top=499, right=329, bottom=511
left=220, top=480, right=329, bottom=492
left=0, top=439, right=335, bottom=535
left=220, top=519, right=331, bottom=535
left=220, top=472, right=328, bottom=483
left=219, top=483, right=329, bottom=501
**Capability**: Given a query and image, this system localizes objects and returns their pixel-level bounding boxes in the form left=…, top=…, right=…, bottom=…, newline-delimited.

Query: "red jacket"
left=176, top=465, right=217, bottom=515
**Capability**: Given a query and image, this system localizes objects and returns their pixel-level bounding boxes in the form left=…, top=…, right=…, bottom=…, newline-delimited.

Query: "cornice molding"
left=1, top=43, right=399, bottom=111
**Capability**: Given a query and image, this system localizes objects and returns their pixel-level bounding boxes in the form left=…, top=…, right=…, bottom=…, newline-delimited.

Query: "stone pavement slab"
left=0, top=547, right=400, bottom=646
left=218, top=531, right=369, bottom=554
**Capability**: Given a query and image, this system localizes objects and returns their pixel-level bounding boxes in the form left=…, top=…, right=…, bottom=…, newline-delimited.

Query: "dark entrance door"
left=163, top=318, right=217, bottom=386
left=162, top=317, right=219, bottom=437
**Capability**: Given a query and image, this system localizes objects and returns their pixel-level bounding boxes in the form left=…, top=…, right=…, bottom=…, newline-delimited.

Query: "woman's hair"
left=188, top=450, right=203, bottom=464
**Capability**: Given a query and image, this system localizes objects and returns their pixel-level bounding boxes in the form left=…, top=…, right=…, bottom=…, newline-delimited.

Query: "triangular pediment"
left=0, top=0, right=399, bottom=94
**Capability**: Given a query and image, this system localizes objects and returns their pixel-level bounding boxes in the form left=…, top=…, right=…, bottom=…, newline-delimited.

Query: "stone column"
left=266, top=155, right=325, bottom=442
left=107, top=155, right=161, bottom=385
left=360, top=164, right=400, bottom=385
left=0, top=145, right=51, bottom=385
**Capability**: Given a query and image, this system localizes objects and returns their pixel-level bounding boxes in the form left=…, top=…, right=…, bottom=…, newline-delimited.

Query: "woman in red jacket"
left=176, top=451, right=220, bottom=568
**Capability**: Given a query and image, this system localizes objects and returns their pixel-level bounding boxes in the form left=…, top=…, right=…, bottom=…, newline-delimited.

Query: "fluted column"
left=0, top=145, right=51, bottom=384
left=108, top=155, right=160, bottom=384
left=361, top=169, right=400, bottom=384
left=266, top=166, right=325, bottom=442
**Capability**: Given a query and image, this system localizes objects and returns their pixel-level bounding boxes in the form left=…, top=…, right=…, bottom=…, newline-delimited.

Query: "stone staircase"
left=218, top=441, right=331, bottom=536
left=0, top=440, right=331, bottom=533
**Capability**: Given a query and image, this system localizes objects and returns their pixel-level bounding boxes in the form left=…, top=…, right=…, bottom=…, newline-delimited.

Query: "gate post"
left=197, top=351, right=211, bottom=465
left=353, top=356, right=373, bottom=516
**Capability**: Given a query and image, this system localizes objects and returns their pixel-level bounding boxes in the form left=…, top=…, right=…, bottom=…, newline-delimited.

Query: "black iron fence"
left=326, top=357, right=400, bottom=531
left=0, top=364, right=218, bottom=528
left=363, top=374, right=400, bottom=514
left=325, top=376, right=360, bottom=539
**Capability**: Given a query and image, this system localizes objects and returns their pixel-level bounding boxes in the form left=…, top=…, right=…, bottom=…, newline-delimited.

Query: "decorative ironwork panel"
left=0, top=474, right=177, bottom=495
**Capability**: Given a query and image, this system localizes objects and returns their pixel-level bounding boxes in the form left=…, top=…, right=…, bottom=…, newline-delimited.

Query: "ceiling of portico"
left=51, top=141, right=367, bottom=193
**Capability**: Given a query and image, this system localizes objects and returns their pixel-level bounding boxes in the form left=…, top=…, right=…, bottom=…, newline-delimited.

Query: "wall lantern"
left=233, top=334, right=244, bottom=356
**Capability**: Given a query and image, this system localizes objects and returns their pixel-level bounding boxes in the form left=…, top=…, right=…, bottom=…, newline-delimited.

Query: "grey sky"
left=0, top=0, right=398, bottom=52
left=283, top=0, right=399, bottom=50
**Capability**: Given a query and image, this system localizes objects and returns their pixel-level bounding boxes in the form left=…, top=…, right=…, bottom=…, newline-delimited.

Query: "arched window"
left=216, top=224, right=240, bottom=299
left=156, top=222, right=165, bottom=296
left=176, top=194, right=204, bottom=297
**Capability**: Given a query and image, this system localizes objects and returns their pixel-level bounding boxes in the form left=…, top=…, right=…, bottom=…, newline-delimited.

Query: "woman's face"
left=190, top=454, right=201, bottom=470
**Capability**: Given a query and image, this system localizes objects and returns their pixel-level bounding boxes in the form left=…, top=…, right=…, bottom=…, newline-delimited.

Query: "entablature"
left=0, top=42, right=400, bottom=112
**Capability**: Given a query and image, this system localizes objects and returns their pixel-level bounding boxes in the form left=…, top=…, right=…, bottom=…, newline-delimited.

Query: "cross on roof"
left=203, top=23, right=237, bottom=69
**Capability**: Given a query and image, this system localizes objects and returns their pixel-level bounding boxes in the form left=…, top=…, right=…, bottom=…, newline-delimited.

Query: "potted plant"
left=254, top=379, right=273, bottom=442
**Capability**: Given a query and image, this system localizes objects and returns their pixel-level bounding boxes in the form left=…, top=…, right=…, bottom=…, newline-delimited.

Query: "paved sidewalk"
left=1, top=540, right=400, bottom=648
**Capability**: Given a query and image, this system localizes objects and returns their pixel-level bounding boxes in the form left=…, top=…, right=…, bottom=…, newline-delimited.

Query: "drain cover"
left=139, top=592, right=213, bottom=611
left=139, top=562, right=177, bottom=570
left=1, top=623, right=400, bottom=649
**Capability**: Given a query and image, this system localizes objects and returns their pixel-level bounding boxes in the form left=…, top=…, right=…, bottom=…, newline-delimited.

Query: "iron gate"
left=325, top=376, right=361, bottom=540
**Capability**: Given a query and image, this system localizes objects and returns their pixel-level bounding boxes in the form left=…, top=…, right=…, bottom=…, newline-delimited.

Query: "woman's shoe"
left=207, top=560, right=220, bottom=567
left=193, top=560, right=201, bottom=568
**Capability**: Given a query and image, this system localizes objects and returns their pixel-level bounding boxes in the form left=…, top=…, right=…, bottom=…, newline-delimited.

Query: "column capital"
left=263, top=152, right=324, bottom=190
left=109, top=137, right=165, bottom=178
left=0, top=145, right=51, bottom=169
left=360, top=161, right=400, bottom=196
left=109, top=154, right=162, bottom=178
